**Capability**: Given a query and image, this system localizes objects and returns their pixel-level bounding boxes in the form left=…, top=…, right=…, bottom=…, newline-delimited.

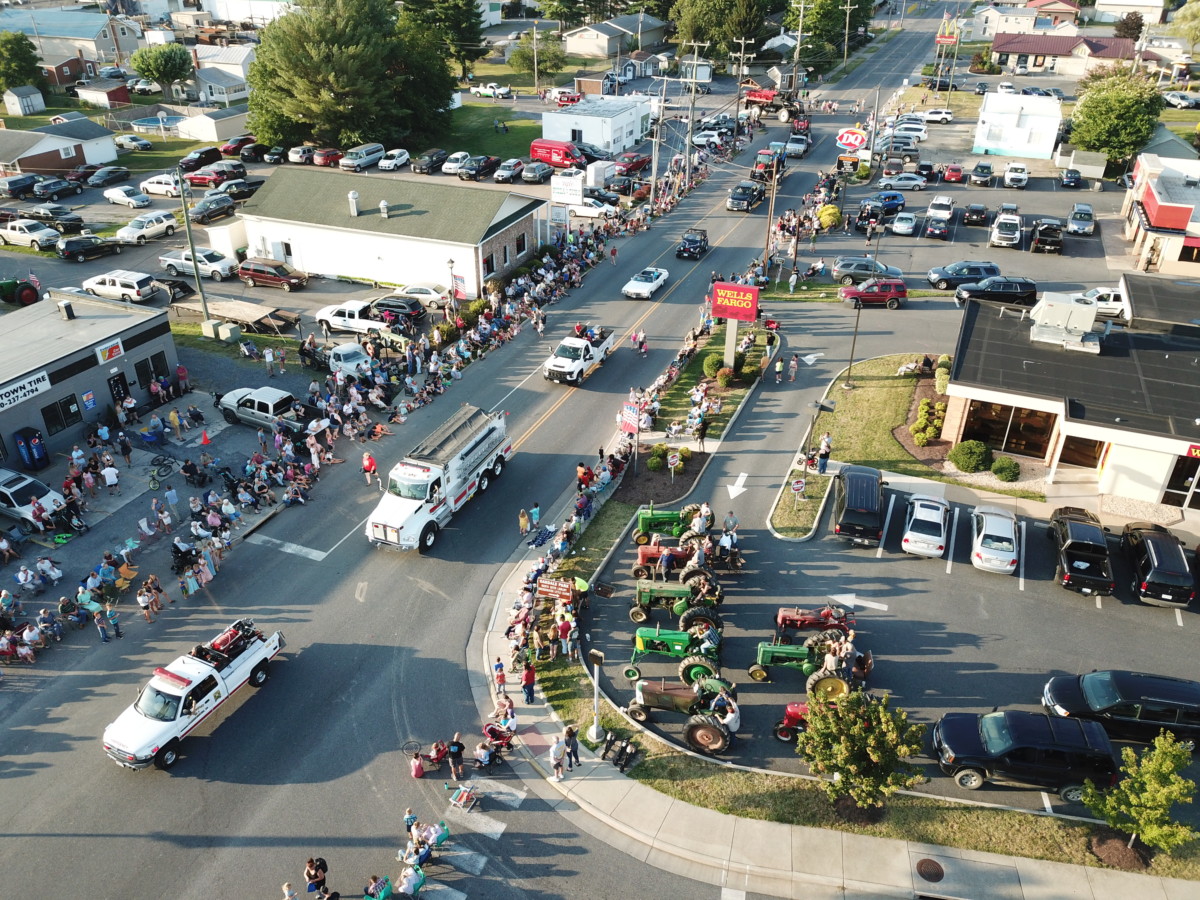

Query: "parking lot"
left=588, top=476, right=1200, bottom=819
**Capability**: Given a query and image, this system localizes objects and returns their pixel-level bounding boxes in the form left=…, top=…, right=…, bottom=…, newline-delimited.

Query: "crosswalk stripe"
left=720, top=890, right=747, bottom=900
left=443, top=804, right=507, bottom=841
left=421, top=883, right=468, bottom=900
left=464, top=776, right=527, bottom=809
left=437, top=848, right=488, bottom=876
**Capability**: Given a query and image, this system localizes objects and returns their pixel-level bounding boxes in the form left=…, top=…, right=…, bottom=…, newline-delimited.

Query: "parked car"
left=954, top=275, right=1037, bottom=306
left=838, top=278, right=907, bottom=309
left=969, top=162, right=994, bottom=186
left=584, top=185, right=619, bottom=206
left=132, top=79, right=161, bottom=94
left=932, top=710, right=1117, bottom=801
left=919, top=108, right=954, bottom=124
left=395, top=282, right=450, bottom=308
left=115, top=134, right=152, bottom=151
left=220, top=135, right=257, bottom=156
left=1069, top=286, right=1127, bottom=318
left=916, top=161, right=936, bottom=182
left=1043, top=670, right=1200, bottom=747
left=411, top=148, right=449, bottom=174
left=86, top=167, right=131, bottom=188
left=178, top=147, right=221, bottom=172
left=962, top=204, right=989, bottom=226
left=369, top=294, right=427, bottom=324
left=889, top=212, right=918, bottom=235
left=943, top=164, right=965, bottom=183
left=927, top=195, right=955, bottom=220
left=1121, top=522, right=1195, bottom=608
left=969, top=505, right=1019, bottom=574
left=1060, top=168, right=1083, bottom=188
left=139, top=174, right=188, bottom=198
left=832, top=256, right=903, bottom=285
left=1046, top=507, right=1115, bottom=595
left=691, top=130, right=727, bottom=148
left=1067, top=202, right=1095, bottom=235
left=288, top=146, right=316, bottom=164
left=1163, top=91, right=1195, bottom=109
left=0, top=219, right=60, bottom=249
left=831, top=465, right=888, bottom=546
left=21, top=204, right=84, bottom=233
left=974, top=81, right=989, bottom=94
left=521, top=161, right=553, bottom=184
left=989, top=213, right=1023, bottom=249
left=378, top=149, right=411, bottom=171
left=98, top=65, right=126, bottom=79
left=239, top=142, right=271, bottom=163
left=494, top=158, right=524, bottom=183
left=104, top=185, right=152, bottom=208
left=184, top=167, right=232, bottom=188
left=922, top=77, right=960, bottom=91
left=313, top=147, right=344, bottom=167
left=116, top=211, right=177, bottom=245
left=56, top=234, right=123, bottom=263
left=574, top=142, right=612, bottom=163
left=64, top=164, right=101, bottom=184
left=901, top=495, right=951, bottom=558
left=32, top=177, right=82, bottom=201
left=881, top=158, right=905, bottom=177
left=1021, top=86, right=1049, bottom=96
left=925, top=217, right=950, bottom=240
left=863, top=191, right=906, bottom=213
left=569, top=197, right=619, bottom=219
left=0, top=468, right=65, bottom=533
left=997, top=81, right=1017, bottom=94
left=239, top=258, right=308, bottom=291
left=458, top=155, right=501, bottom=181
left=884, top=122, right=928, bottom=142
left=189, top=194, right=237, bottom=225
left=927, top=260, right=1000, bottom=289
left=264, top=146, right=288, bottom=164
left=1048, top=87, right=1066, bottom=100
left=81, top=269, right=159, bottom=302
left=1030, top=218, right=1064, bottom=254
left=614, top=151, right=652, bottom=175
left=439, top=151, right=470, bottom=175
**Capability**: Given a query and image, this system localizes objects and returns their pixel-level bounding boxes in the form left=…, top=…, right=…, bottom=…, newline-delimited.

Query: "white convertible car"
left=621, top=267, right=669, bottom=299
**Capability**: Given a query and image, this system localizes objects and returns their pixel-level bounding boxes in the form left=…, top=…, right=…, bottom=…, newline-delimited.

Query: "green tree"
left=508, top=32, right=568, bottom=82
left=1071, top=66, right=1164, bottom=162
left=128, top=43, right=193, bottom=99
left=1082, top=732, right=1197, bottom=855
left=795, top=691, right=927, bottom=810
left=403, top=0, right=488, bottom=80
left=1167, top=0, right=1200, bottom=55
left=671, top=0, right=736, bottom=48
left=724, top=0, right=769, bottom=51
left=0, top=31, right=45, bottom=94
left=393, top=14, right=458, bottom=142
left=538, top=0, right=585, bottom=31
left=1113, top=11, right=1144, bottom=39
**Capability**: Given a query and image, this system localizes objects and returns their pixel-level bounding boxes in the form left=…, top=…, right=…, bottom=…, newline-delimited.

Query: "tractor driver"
left=693, top=623, right=720, bottom=655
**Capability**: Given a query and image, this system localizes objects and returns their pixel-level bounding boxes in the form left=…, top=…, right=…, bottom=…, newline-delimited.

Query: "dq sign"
left=835, top=128, right=867, bottom=151
left=712, top=282, right=759, bottom=322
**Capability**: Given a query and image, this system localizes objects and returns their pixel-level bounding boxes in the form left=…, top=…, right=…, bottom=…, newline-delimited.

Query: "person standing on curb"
left=521, top=662, right=536, bottom=704
left=818, top=431, right=832, bottom=475
left=563, top=726, right=580, bottom=772
left=788, top=354, right=799, bottom=382
left=775, top=357, right=784, bottom=383
left=549, top=734, right=567, bottom=782
left=493, top=657, right=507, bottom=696
left=264, top=346, right=276, bottom=377
left=696, top=418, right=709, bottom=453
left=788, top=268, right=798, bottom=294
left=447, top=733, right=466, bottom=781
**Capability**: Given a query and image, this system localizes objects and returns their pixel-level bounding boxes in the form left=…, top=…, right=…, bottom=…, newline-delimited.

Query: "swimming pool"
left=130, top=115, right=187, bottom=135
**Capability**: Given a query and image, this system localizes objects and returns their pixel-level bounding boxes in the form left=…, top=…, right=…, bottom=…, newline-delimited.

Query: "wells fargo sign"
left=712, top=282, right=759, bottom=322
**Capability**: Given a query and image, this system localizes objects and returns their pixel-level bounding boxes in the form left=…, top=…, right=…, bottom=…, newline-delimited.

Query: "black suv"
left=412, top=148, right=449, bottom=174
left=1121, top=522, right=1195, bottom=608
left=1044, top=670, right=1200, bottom=747
left=962, top=204, right=989, bottom=226
left=932, top=710, right=1118, bottom=801
left=675, top=228, right=709, bottom=259
left=22, top=204, right=85, bottom=234
left=727, top=180, right=765, bottom=212
left=574, top=141, right=612, bottom=162
left=922, top=77, right=960, bottom=91
left=179, top=147, right=222, bottom=172
left=55, top=234, right=122, bottom=263
left=1030, top=218, right=1064, bottom=254
left=832, top=465, right=887, bottom=546
left=954, top=275, right=1037, bottom=307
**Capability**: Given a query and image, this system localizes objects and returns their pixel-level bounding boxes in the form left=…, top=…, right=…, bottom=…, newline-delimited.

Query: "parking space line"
left=1177, top=609, right=1185, bottom=628
left=876, top=494, right=898, bottom=559
left=1096, top=596, right=1103, bottom=610
left=721, top=891, right=747, bottom=900
left=1018, top=521, right=1026, bottom=591
left=946, top=507, right=959, bottom=575
left=1040, top=792, right=1054, bottom=813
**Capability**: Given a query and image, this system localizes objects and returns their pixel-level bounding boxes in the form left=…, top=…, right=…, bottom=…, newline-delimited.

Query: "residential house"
left=973, top=92, right=1061, bottom=159
left=0, top=121, right=117, bottom=177
left=563, top=13, right=667, bottom=59
left=0, top=9, right=143, bottom=67
left=1120, top=153, right=1200, bottom=275
left=1025, top=0, right=1080, bottom=26
left=974, top=7, right=1079, bottom=38
left=238, top=168, right=546, bottom=296
left=1140, top=125, right=1200, bottom=162
left=1093, top=0, right=1165, bottom=23
left=615, top=51, right=662, bottom=82
left=4, top=86, right=46, bottom=118
left=178, top=44, right=255, bottom=107
left=990, top=33, right=1151, bottom=75
left=32, top=118, right=118, bottom=166
left=176, top=105, right=251, bottom=142
left=40, top=54, right=100, bottom=88
left=541, top=98, right=651, bottom=153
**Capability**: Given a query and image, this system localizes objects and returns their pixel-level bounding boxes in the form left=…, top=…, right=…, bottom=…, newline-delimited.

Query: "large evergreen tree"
left=401, top=0, right=488, bottom=80
left=0, top=31, right=45, bottom=94
left=248, top=0, right=453, bottom=148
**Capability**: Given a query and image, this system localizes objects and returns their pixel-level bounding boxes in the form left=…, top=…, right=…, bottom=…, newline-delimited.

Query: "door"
left=181, top=675, right=222, bottom=733
left=107, top=372, right=131, bottom=407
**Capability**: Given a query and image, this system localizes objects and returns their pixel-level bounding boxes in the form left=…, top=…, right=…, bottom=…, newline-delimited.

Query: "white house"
left=4, top=86, right=46, bottom=117
left=0, top=120, right=116, bottom=176
left=32, top=118, right=117, bottom=166
left=563, top=13, right=667, bottom=58
left=1120, top=153, right=1200, bottom=275
left=1092, top=0, right=1164, bottom=22
left=974, top=7, right=1079, bottom=37
left=171, top=43, right=255, bottom=106
left=541, top=98, right=651, bottom=153
left=0, top=9, right=143, bottom=66
left=973, top=93, right=1061, bottom=159
left=238, top=168, right=546, bottom=297
left=176, top=105, right=251, bottom=142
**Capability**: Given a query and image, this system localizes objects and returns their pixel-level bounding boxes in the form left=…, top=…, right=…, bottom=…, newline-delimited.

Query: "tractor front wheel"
left=684, top=715, right=731, bottom=754
left=748, top=664, right=769, bottom=682
left=631, top=564, right=650, bottom=579
left=633, top=531, right=650, bottom=545
left=628, top=606, right=649, bottom=624
left=623, top=665, right=642, bottom=681
left=627, top=704, right=649, bottom=723
left=677, top=654, right=719, bottom=685
left=806, top=671, right=851, bottom=701
left=678, top=606, right=722, bottom=634
left=774, top=721, right=801, bottom=742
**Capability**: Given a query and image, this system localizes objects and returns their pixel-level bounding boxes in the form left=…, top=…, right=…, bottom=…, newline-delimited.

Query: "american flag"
left=452, top=274, right=466, bottom=299
left=27, top=270, right=41, bottom=290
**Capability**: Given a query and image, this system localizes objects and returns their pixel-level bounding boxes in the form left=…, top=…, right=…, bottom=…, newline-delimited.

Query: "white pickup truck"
left=470, top=82, right=512, bottom=98
left=158, top=247, right=238, bottom=281
left=1003, top=162, right=1029, bottom=189
left=0, top=218, right=60, bottom=250
left=102, top=619, right=285, bottom=770
left=542, top=327, right=615, bottom=385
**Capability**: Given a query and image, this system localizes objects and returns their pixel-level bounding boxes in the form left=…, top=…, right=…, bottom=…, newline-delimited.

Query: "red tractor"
left=774, top=604, right=855, bottom=643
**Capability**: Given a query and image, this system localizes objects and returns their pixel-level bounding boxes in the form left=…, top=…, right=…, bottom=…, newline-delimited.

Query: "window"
left=60, top=66, right=70, bottom=77
left=998, top=53, right=1010, bottom=65
left=570, top=128, right=583, bottom=142
left=134, top=351, right=170, bottom=388
left=502, top=245, right=510, bottom=266
left=119, top=26, right=128, bottom=36
left=483, top=253, right=495, bottom=276
left=85, top=63, right=95, bottom=75
left=41, top=395, right=83, bottom=436
left=515, top=233, right=527, bottom=256
left=59, top=147, right=76, bottom=159
left=1178, top=243, right=1200, bottom=264
left=961, top=400, right=1055, bottom=458
left=1139, top=703, right=1178, bottom=724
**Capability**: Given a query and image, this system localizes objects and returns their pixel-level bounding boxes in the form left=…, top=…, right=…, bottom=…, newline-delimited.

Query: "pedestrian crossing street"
left=410, top=776, right=529, bottom=899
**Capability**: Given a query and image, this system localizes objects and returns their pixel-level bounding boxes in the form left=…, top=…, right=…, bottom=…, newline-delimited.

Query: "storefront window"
left=1161, top=455, right=1200, bottom=509
left=961, top=400, right=1055, bottom=457
left=41, top=395, right=83, bottom=436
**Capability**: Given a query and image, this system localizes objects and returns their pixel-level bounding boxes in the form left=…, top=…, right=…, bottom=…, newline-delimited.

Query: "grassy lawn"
left=760, top=287, right=954, bottom=304
left=113, top=138, right=212, bottom=173
left=471, top=54, right=598, bottom=90
left=1159, top=107, right=1200, bottom=124
left=448, top=103, right=542, bottom=158
left=770, top=470, right=831, bottom=537
left=1, top=102, right=92, bottom=130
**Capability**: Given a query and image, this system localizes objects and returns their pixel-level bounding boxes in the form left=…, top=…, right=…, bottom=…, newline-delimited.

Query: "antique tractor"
left=625, top=622, right=721, bottom=684
left=630, top=540, right=692, bottom=579
left=631, top=501, right=714, bottom=545
left=626, top=676, right=736, bottom=754
left=628, top=579, right=722, bottom=624
left=747, top=632, right=874, bottom=699
left=773, top=700, right=813, bottom=742
left=0, top=277, right=40, bottom=307
left=774, top=604, right=855, bottom=643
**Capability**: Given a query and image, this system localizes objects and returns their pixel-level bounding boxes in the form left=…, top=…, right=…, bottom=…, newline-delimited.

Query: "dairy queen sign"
left=0, top=370, right=50, bottom=413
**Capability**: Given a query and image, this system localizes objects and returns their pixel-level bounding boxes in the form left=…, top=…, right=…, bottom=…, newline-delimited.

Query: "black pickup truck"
left=1048, top=507, right=1115, bottom=595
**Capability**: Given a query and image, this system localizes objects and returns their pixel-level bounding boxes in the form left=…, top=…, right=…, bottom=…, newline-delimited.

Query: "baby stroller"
left=482, top=722, right=515, bottom=751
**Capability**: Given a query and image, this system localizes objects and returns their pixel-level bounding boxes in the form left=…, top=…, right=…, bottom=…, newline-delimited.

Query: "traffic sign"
left=791, top=478, right=807, bottom=493
left=667, top=452, right=680, bottom=468
left=835, top=128, right=868, bottom=151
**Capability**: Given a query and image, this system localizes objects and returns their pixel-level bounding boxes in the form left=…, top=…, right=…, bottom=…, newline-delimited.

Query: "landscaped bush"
left=991, top=456, right=1021, bottom=482
left=716, top=367, right=735, bottom=388
left=925, top=425, right=940, bottom=441
left=913, top=415, right=929, bottom=432
left=646, top=456, right=665, bottom=472
left=936, top=355, right=952, bottom=371
left=650, top=443, right=668, bottom=458
left=432, top=322, right=460, bottom=345
left=934, top=401, right=947, bottom=414
left=909, top=422, right=927, bottom=436
left=913, top=431, right=931, bottom=447
left=678, top=446, right=692, bottom=460
left=935, top=370, right=950, bottom=395
left=733, top=350, right=746, bottom=374
left=703, top=354, right=723, bottom=378
left=742, top=362, right=761, bottom=383
left=948, top=440, right=994, bottom=473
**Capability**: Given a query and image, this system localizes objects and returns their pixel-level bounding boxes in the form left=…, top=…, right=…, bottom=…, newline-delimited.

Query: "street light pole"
left=844, top=302, right=863, bottom=389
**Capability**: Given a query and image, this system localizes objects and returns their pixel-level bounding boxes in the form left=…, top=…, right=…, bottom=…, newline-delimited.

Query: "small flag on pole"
left=452, top=274, right=466, bottom=299
left=27, top=270, right=41, bottom=290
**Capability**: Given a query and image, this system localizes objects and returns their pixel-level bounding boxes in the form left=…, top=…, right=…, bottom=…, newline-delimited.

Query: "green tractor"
left=625, top=621, right=722, bottom=684
left=631, top=501, right=715, bottom=545
left=625, top=675, right=736, bottom=754
left=0, top=277, right=40, bottom=307
left=627, top=578, right=722, bottom=624
left=747, top=632, right=874, bottom=700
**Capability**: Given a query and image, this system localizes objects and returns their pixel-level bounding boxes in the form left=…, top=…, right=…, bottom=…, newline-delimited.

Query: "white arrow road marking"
left=727, top=472, right=749, bottom=499
left=420, top=884, right=468, bottom=900
left=437, top=848, right=489, bottom=876
left=827, top=592, right=890, bottom=612
left=244, top=534, right=328, bottom=561
left=801, top=353, right=825, bottom=366
left=466, top=776, right=528, bottom=809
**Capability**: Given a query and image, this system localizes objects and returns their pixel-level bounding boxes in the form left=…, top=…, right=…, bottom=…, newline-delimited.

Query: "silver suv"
left=1067, top=202, right=1094, bottom=235
left=832, top=256, right=904, bottom=285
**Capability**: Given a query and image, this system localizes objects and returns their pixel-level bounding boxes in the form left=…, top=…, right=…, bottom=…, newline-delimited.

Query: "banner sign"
left=0, top=370, right=49, bottom=412
left=711, top=282, right=759, bottom=322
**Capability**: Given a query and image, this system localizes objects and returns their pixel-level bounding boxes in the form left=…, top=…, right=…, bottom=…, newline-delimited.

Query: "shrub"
left=633, top=188, right=649, bottom=202
left=716, top=367, right=735, bottom=388
left=934, top=401, right=947, bottom=414
left=703, top=354, right=723, bottom=378
left=991, top=456, right=1021, bottom=482
left=733, top=350, right=746, bottom=374
left=678, top=446, right=692, bottom=460
left=948, top=440, right=993, bottom=473
left=650, top=443, right=668, bottom=459
left=671, top=461, right=685, bottom=475
left=909, top=422, right=926, bottom=436
left=925, top=425, right=940, bottom=441
left=646, top=456, right=665, bottom=472
left=914, top=414, right=929, bottom=429
left=936, top=354, right=952, bottom=371
left=742, top=362, right=761, bottom=383
left=932, top=417, right=944, bottom=431
left=918, top=398, right=932, bottom=413
left=855, top=163, right=871, bottom=181
left=432, top=322, right=459, bottom=345
left=935, top=370, right=950, bottom=395
left=913, top=431, right=931, bottom=447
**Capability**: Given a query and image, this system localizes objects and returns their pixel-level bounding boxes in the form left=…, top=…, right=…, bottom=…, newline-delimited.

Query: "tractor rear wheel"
left=677, top=529, right=702, bottom=548
left=677, top=654, right=719, bottom=685
left=777, top=632, right=793, bottom=645
left=748, top=664, right=769, bottom=682
left=678, top=606, right=722, bottom=634
left=628, top=606, right=649, bottom=624
left=683, top=715, right=731, bottom=754
left=627, top=704, right=649, bottom=723
left=804, top=631, right=838, bottom=651
left=633, top=531, right=650, bottom=545
left=679, top=565, right=718, bottom=585
left=806, top=671, right=851, bottom=701
left=774, top=721, right=801, bottom=742
left=631, top=564, right=650, bottom=579
left=680, top=503, right=701, bottom=526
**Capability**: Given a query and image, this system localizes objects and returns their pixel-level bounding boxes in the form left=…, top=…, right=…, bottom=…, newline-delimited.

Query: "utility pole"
left=176, top=166, right=210, bottom=323
left=790, top=0, right=808, bottom=93
left=841, top=0, right=856, bottom=68
left=761, top=158, right=781, bottom=269
left=731, top=37, right=756, bottom=118
left=682, top=41, right=709, bottom=200
left=533, top=25, right=540, bottom=96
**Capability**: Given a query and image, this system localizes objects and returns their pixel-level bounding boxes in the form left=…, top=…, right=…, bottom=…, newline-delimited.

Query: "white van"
left=339, top=143, right=386, bottom=172
left=82, top=269, right=160, bottom=303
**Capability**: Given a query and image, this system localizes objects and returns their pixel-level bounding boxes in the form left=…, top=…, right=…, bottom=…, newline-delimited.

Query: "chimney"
left=379, top=200, right=388, bottom=219
left=347, top=190, right=359, bottom=216
left=192, top=47, right=201, bottom=70
left=58, top=300, right=76, bottom=321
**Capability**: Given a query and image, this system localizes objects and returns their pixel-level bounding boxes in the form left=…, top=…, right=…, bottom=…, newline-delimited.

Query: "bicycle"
left=146, top=454, right=175, bottom=491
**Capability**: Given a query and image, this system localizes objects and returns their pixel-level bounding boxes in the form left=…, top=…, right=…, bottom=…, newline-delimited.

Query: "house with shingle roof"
left=564, top=13, right=666, bottom=58
left=990, top=32, right=1154, bottom=75
left=1025, top=0, right=1080, bottom=25
left=0, top=9, right=143, bottom=66
left=238, top=167, right=546, bottom=297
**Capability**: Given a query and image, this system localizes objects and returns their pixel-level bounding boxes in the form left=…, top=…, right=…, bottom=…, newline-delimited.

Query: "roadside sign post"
left=668, top=451, right=680, bottom=483
left=792, top=477, right=807, bottom=508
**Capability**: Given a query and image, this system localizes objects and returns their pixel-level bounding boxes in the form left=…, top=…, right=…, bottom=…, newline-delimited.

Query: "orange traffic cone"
left=200, top=430, right=211, bottom=445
